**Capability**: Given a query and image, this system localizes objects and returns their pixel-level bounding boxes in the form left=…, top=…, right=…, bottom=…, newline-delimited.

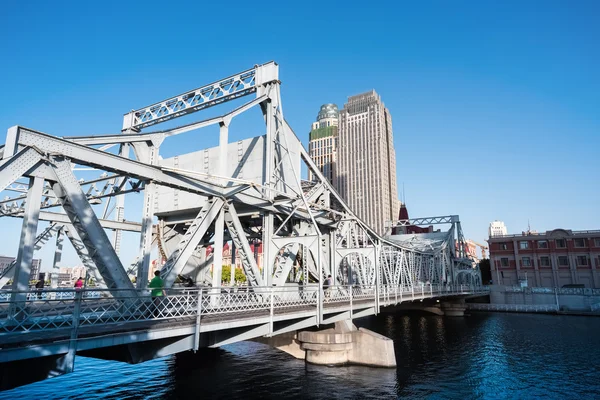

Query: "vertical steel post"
left=262, top=97, right=274, bottom=286
left=137, top=182, right=155, bottom=288
left=193, top=288, right=202, bottom=351
left=112, top=143, right=130, bottom=255
left=269, top=288, right=274, bottom=336
left=63, top=290, right=82, bottom=373
left=210, top=122, right=229, bottom=298
left=11, top=176, right=44, bottom=305
left=212, top=209, right=225, bottom=303
left=230, top=242, right=236, bottom=287
left=349, top=284, right=353, bottom=320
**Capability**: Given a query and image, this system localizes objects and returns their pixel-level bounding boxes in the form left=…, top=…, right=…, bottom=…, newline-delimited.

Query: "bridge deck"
left=0, top=285, right=488, bottom=361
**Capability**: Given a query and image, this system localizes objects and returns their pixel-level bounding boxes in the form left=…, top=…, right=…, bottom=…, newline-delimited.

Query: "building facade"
left=337, top=90, right=399, bottom=234
left=308, top=104, right=339, bottom=183
left=488, top=229, right=600, bottom=288
left=489, top=220, right=507, bottom=237
left=0, top=256, right=41, bottom=283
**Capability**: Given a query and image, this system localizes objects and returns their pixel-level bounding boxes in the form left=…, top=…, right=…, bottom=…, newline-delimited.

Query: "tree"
left=221, top=265, right=232, bottom=283
left=234, top=268, right=247, bottom=283
left=220, top=265, right=247, bottom=284
left=479, top=259, right=492, bottom=284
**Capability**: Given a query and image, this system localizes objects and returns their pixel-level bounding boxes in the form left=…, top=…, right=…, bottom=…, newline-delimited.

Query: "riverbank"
left=467, top=302, right=600, bottom=317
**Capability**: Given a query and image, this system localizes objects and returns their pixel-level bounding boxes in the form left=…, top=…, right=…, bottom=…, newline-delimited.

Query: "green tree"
left=234, top=267, right=247, bottom=283
left=221, top=265, right=232, bottom=283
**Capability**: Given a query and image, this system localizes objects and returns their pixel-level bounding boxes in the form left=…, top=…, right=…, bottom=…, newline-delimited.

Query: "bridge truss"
left=0, top=61, right=480, bottom=301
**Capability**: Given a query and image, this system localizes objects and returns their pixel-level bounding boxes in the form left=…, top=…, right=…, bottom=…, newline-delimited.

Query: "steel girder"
left=223, top=203, right=264, bottom=287
left=160, top=198, right=224, bottom=288
left=49, top=159, right=135, bottom=293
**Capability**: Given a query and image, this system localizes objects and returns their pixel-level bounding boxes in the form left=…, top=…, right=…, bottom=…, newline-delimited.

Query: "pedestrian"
left=35, top=279, right=44, bottom=300
left=324, top=274, right=333, bottom=298
left=148, top=271, right=166, bottom=318
left=74, top=277, right=84, bottom=290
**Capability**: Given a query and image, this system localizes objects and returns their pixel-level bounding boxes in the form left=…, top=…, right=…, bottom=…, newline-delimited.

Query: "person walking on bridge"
left=149, top=271, right=166, bottom=318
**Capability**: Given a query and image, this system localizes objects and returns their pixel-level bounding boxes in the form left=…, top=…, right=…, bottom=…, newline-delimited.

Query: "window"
left=595, top=239, right=600, bottom=247
left=501, top=258, right=509, bottom=267
left=500, top=243, right=508, bottom=250
left=538, top=240, right=548, bottom=249
left=574, top=238, right=586, bottom=248
left=555, top=239, right=566, bottom=248
left=519, top=241, right=529, bottom=250
left=558, top=256, right=569, bottom=266
left=577, top=256, right=588, bottom=266
left=522, top=257, right=531, bottom=267
left=540, top=256, right=550, bottom=266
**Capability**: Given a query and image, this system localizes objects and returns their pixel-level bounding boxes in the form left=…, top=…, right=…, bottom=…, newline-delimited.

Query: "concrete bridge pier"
left=254, top=320, right=396, bottom=367
left=297, top=321, right=396, bottom=367
left=440, top=299, right=467, bottom=316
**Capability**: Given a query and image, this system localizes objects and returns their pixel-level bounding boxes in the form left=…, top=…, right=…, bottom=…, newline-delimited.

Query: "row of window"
left=500, top=256, right=590, bottom=267
left=500, top=238, right=600, bottom=250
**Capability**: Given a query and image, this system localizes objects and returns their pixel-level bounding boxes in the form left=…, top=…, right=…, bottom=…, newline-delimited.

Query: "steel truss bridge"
left=0, top=61, right=484, bottom=390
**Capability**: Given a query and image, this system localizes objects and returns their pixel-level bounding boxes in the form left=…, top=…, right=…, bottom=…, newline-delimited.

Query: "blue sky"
left=0, top=0, right=599, bottom=268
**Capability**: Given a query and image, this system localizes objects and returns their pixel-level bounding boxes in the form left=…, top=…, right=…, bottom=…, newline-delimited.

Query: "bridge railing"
left=0, top=284, right=489, bottom=337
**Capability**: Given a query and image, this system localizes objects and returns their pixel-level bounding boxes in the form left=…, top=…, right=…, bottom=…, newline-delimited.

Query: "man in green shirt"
left=148, top=271, right=166, bottom=317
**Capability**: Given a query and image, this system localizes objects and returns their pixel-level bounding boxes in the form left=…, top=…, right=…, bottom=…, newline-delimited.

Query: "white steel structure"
left=0, top=62, right=483, bottom=390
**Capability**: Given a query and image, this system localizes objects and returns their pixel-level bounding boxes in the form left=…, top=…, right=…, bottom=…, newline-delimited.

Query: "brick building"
left=488, top=229, right=600, bottom=288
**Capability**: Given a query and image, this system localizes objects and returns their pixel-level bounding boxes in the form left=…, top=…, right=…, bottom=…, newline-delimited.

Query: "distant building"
left=392, top=203, right=435, bottom=234
left=71, top=266, right=87, bottom=281
left=308, top=104, right=339, bottom=184
left=488, top=228, right=600, bottom=288
left=337, top=91, right=399, bottom=234
left=463, top=240, right=480, bottom=263
left=58, top=273, right=73, bottom=286
left=212, top=242, right=263, bottom=270
left=0, top=256, right=41, bottom=282
left=489, top=221, right=507, bottom=238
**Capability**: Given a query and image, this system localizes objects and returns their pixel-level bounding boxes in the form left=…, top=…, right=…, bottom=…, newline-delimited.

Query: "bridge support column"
left=441, top=299, right=467, bottom=317
left=297, top=321, right=396, bottom=367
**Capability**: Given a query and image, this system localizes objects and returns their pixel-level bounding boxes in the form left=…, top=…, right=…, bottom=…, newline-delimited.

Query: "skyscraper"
left=337, top=90, right=399, bottom=234
left=489, top=220, right=508, bottom=237
left=308, top=104, right=339, bottom=183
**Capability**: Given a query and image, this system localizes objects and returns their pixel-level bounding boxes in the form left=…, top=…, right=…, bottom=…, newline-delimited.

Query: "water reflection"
left=1, top=313, right=599, bottom=399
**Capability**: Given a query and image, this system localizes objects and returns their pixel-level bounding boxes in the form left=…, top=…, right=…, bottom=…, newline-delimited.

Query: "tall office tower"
left=337, top=90, right=399, bottom=234
left=308, top=104, right=339, bottom=183
left=488, top=220, right=508, bottom=238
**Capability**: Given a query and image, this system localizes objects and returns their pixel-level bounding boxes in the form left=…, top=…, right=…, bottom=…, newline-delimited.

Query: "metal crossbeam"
left=160, top=198, right=224, bottom=288
left=223, top=204, right=264, bottom=287
left=0, top=147, right=44, bottom=193
left=122, top=62, right=277, bottom=131
left=62, top=226, right=106, bottom=288
left=389, top=215, right=458, bottom=227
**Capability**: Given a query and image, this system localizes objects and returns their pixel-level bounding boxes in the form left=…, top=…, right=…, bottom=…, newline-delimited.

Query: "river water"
left=2, top=312, right=599, bottom=399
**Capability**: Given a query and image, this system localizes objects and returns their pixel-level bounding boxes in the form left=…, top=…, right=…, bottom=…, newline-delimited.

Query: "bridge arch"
left=337, top=251, right=375, bottom=286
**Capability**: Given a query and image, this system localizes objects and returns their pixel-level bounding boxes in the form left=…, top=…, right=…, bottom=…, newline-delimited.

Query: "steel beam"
left=8, top=211, right=142, bottom=232
left=161, top=198, right=224, bottom=288
left=11, top=177, right=44, bottom=302
left=136, top=182, right=156, bottom=288
left=122, top=62, right=277, bottom=131
left=0, top=147, right=44, bottom=193
left=223, top=204, right=264, bottom=287
left=50, top=158, right=134, bottom=293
